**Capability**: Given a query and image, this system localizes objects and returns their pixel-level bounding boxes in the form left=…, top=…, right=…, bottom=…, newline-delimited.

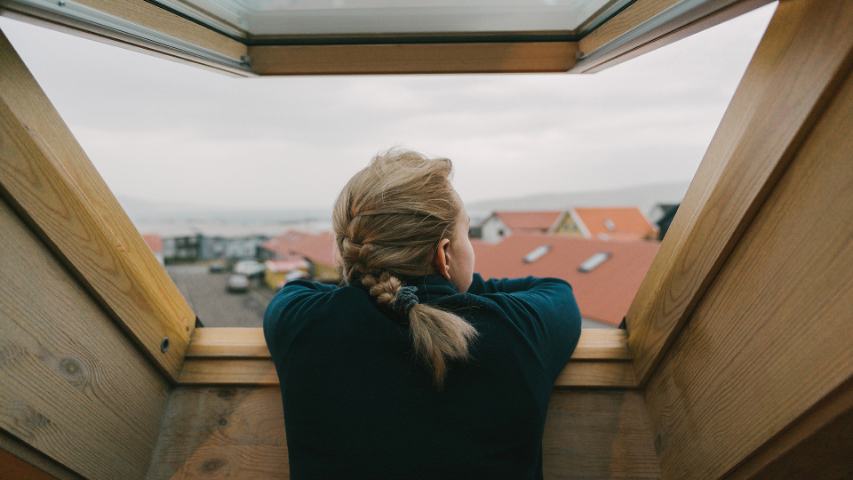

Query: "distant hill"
left=118, top=180, right=690, bottom=235
left=464, top=181, right=690, bottom=218
left=117, top=195, right=330, bottom=224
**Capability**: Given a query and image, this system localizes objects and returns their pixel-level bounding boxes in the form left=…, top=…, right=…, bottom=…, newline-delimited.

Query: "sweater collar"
left=394, top=273, right=458, bottom=300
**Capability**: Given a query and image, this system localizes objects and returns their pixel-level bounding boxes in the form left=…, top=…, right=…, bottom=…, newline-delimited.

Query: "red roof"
left=472, top=233, right=659, bottom=326
left=141, top=234, right=162, bottom=254
left=493, top=211, right=563, bottom=232
left=262, top=230, right=338, bottom=267
left=572, top=207, right=656, bottom=240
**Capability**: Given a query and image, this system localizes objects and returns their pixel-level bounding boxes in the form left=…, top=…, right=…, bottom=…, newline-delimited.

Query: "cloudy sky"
left=0, top=3, right=774, bottom=212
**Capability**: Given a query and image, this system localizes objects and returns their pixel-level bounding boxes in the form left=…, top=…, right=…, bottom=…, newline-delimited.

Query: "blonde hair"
left=332, top=147, right=478, bottom=390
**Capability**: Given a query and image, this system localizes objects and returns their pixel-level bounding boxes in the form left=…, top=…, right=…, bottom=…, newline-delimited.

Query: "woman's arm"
left=472, top=275, right=582, bottom=383
left=467, top=272, right=547, bottom=294
left=263, top=279, right=338, bottom=357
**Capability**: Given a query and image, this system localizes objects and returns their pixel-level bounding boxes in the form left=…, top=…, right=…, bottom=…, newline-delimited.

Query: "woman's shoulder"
left=263, top=280, right=367, bottom=353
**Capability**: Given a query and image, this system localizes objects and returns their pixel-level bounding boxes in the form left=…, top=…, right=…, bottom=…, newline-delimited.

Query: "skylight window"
left=578, top=252, right=611, bottom=273
left=603, top=218, right=615, bottom=231
left=523, top=245, right=551, bottom=263
left=159, top=0, right=630, bottom=38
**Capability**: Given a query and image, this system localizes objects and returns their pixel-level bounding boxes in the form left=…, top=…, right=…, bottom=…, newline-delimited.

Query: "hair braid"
left=332, top=147, right=479, bottom=390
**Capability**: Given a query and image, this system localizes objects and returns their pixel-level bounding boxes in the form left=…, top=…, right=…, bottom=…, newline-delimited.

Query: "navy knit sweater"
left=263, top=272, right=582, bottom=480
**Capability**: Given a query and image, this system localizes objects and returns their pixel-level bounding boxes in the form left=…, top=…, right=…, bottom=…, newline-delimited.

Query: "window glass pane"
left=0, top=3, right=776, bottom=327
left=166, top=0, right=627, bottom=37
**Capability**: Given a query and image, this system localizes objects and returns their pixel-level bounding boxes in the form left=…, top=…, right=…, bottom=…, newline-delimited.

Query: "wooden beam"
left=249, top=41, right=577, bottom=75
left=643, top=41, right=853, bottom=478
left=186, top=327, right=272, bottom=358
left=180, top=328, right=637, bottom=388
left=624, top=0, right=853, bottom=385
left=0, top=29, right=196, bottom=382
left=178, top=359, right=278, bottom=385
left=575, top=0, right=773, bottom=73
left=0, top=0, right=248, bottom=75
left=186, top=327, right=632, bottom=360
left=147, top=387, right=659, bottom=479
left=0, top=197, right=170, bottom=479
left=179, top=357, right=638, bottom=388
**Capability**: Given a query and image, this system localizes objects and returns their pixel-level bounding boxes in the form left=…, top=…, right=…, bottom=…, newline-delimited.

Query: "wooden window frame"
left=1, top=0, right=774, bottom=76
left=0, top=0, right=817, bottom=389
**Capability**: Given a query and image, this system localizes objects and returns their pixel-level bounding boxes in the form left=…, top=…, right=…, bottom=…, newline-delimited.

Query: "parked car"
left=208, top=260, right=227, bottom=273
left=232, top=259, right=264, bottom=278
left=226, top=274, right=250, bottom=293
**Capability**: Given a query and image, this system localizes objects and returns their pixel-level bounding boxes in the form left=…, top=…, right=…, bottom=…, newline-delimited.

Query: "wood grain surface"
left=181, top=328, right=637, bottom=388
left=625, top=0, right=853, bottom=386
left=0, top=198, right=171, bottom=479
left=249, top=41, right=577, bottom=75
left=186, top=327, right=632, bottom=360
left=146, top=387, right=659, bottom=479
left=0, top=30, right=197, bottom=381
left=644, top=60, right=853, bottom=479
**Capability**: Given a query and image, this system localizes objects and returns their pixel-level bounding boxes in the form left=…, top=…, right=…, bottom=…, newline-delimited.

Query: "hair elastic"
left=391, top=285, right=419, bottom=319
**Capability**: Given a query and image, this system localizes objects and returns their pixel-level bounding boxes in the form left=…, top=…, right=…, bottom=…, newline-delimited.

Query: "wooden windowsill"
left=178, top=328, right=637, bottom=388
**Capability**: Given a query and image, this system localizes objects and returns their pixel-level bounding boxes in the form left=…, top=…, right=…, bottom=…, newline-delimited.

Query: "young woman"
left=263, top=148, right=582, bottom=480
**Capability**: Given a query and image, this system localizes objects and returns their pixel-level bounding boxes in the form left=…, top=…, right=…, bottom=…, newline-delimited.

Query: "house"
left=478, top=207, right=658, bottom=243
left=472, top=233, right=659, bottom=327
left=478, top=210, right=564, bottom=243
left=261, top=230, right=340, bottom=282
left=162, top=234, right=201, bottom=263
left=569, top=207, right=658, bottom=241
left=264, top=256, right=311, bottom=290
left=159, top=225, right=270, bottom=264
left=141, top=234, right=164, bottom=265
left=648, top=203, right=680, bottom=241
left=466, top=211, right=490, bottom=239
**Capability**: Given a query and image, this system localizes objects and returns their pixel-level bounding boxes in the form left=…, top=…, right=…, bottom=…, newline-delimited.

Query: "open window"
left=1, top=1, right=773, bottom=333
left=2, top=1, right=850, bottom=478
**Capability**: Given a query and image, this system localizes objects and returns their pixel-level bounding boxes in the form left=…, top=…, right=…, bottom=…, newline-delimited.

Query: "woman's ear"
left=433, top=238, right=451, bottom=279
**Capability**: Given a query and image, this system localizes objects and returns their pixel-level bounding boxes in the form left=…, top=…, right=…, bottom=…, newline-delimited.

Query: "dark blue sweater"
left=263, top=272, right=582, bottom=480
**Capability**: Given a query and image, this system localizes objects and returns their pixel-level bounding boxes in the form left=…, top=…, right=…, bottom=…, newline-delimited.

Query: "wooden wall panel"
left=0, top=198, right=171, bottom=479
left=543, top=391, right=660, bottom=479
left=644, top=70, right=853, bottom=479
left=0, top=29, right=196, bottom=381
left=625, top=0, right=853, bottom=385
left=729, top=379, right=853, bottom=480
left=147, top=387, right=659, bottom=479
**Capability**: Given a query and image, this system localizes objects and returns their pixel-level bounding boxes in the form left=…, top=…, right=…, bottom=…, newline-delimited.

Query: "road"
left=166, top=264, right=276, bottom=327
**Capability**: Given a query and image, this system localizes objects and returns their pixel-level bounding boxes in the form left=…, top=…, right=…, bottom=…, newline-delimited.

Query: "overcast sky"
left=1, top=3, right=775, bottom=211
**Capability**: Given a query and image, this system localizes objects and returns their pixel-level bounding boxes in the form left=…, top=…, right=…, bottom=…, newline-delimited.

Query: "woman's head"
left=332, top=147, right=478, bottom=389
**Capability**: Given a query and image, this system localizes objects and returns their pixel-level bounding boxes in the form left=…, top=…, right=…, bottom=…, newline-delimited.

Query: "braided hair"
left=332, top=148, right=478, bottom=390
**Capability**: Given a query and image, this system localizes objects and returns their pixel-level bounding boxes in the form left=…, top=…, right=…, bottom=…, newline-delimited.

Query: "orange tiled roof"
left=263, top=230, right=338, bottom=267
left=494, top=211, right=563, bottom=232
left=141, top=233, right=163, bottom=254
left=472, top=233, right=659, bottom=326
left=572, top=207, right=656, bottom=240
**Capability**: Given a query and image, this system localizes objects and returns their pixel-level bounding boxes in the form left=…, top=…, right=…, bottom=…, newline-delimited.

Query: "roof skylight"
left=523, top=245, right=551, bottom=263
left=578, top=252, right=611, bottom=272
